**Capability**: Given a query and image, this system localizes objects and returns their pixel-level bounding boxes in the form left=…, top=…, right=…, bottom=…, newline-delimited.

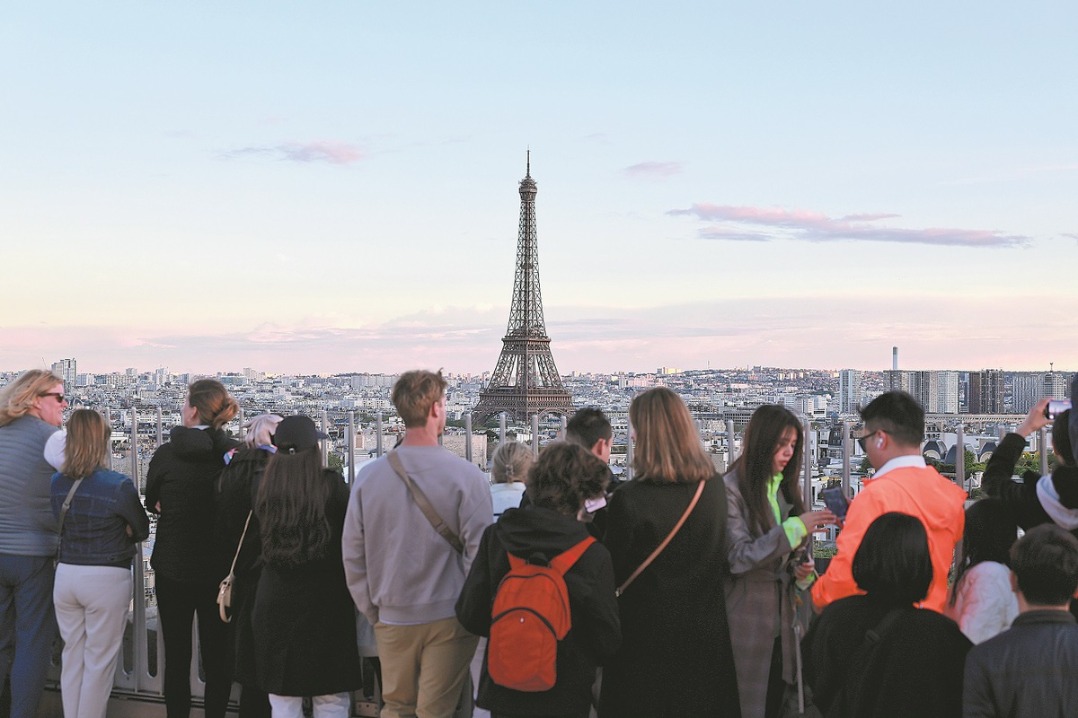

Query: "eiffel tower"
left=473, top=154, right=574, bottom=423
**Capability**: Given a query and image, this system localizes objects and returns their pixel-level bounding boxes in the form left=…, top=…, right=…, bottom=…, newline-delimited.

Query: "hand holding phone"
left=820, top=487, right=849, bottom=521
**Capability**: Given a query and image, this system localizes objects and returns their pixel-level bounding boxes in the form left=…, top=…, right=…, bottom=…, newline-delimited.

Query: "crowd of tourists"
left=1, top=366, right=1077, bottom=718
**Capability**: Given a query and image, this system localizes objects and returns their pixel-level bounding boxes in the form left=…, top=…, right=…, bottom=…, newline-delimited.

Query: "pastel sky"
left=3, top=2, right=1076, bottom=376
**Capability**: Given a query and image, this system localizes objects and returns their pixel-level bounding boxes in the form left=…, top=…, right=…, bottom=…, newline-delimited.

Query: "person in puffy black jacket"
left=457, top=441, right=620, bottom=718
left=146, top=379, right=240, bottom=718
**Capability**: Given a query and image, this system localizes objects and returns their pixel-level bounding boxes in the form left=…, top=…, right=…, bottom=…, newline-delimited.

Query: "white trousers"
left=53, top=564, right=132, bottom=718
left=269, top=693, right=350, bottom=718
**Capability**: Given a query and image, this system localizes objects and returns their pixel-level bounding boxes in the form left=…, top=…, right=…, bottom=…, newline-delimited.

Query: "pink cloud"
left=623, top=161, right=682, bottom=179
left=669, top=203, right=1031, bottom=248
left=221, top=140, right=364, bottom=165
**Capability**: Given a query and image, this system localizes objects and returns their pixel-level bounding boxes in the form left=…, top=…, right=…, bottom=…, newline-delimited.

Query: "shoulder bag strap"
left=55, top=477, right=85, bottom=564
left=387, top=450, right=465, bottom=555
left=616, top=478, right=706, bottom=598
left=227, top=511, right=254, bottom=577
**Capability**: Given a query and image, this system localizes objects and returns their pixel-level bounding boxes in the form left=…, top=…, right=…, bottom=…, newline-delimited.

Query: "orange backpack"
left=487, top=536, right=596, bottom=692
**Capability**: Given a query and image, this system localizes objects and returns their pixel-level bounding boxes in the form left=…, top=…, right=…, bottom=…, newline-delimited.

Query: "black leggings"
left=156, top=574, right=233, bottom=718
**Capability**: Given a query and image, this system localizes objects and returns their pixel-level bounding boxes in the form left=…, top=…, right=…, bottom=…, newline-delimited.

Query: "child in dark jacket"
left=457, top=442, right=621, bottom=718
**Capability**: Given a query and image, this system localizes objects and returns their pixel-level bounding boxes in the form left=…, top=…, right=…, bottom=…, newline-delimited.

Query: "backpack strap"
left=506, top=536, right=596, bottom=574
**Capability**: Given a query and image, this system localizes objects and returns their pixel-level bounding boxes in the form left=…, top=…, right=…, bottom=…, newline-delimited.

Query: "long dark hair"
left=949, top=498, right=1017, bottom=606
left=730, top=405, right=806, bottom=536
left=255, top=446, right=334, bottom=567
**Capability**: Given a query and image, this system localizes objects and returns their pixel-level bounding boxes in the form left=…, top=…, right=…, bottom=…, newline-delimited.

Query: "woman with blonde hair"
left=0, top=369, right=67, bottom=718
left=489, top=441, right=532, bottom=519
left=52, top=409, right=149, bottom=718
left=599, top=387, right=741, bottom=717
left=146, top=378, right=240, bottom=718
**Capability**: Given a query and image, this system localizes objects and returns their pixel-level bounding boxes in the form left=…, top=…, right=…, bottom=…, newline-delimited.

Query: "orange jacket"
left=811, top=465, right=966, bottom=613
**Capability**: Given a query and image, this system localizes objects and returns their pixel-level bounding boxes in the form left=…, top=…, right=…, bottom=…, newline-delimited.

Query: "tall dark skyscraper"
left=473, top=154, right=573, bottom=423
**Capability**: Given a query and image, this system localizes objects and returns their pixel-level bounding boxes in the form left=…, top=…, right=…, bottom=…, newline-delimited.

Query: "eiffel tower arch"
left=473, top=154, right=574, bottom=424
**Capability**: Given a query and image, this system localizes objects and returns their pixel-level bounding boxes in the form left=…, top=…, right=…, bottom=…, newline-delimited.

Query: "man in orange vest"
left=812, top=391, right=966, bottom=613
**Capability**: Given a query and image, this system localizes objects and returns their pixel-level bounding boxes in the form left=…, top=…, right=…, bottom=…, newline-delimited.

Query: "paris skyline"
left=3, top=3, right=1076, bottom=376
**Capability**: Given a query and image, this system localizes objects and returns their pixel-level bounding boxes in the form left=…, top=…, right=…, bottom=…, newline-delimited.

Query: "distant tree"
left=328, top=453, right=344, bottom=473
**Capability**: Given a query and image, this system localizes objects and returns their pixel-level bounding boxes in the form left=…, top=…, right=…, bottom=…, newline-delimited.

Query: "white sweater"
left=946, top=561, right=1019, bottom=644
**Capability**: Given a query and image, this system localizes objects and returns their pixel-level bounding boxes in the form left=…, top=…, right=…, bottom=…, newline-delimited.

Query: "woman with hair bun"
left=146, top=378, right=240, bottom=718
left=52, top=409, right=150, bottom=718
left=489, top=441, right=532, bottom=519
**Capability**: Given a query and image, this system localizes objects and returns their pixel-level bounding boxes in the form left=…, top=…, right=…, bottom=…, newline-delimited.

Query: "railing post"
left=531, top=413, right=540, bottom=457
left=105, top=405, right=112, bottom=470
left=956, top=424, right=966, bottom=488
left=1039, top=427, right=1050, bottom=476
left=347, top=411, right=356, bottom=484
left=625, top=419, right=634, bottom=482
left=560, top=414, right=567, bottom=441
left=238, top=406, right=246, bottom=441
left=156, top=406, right=163, bottom=447
left=802, top=416, right=812, bottom=507
left=841, top=421, right=852, bottom=497
left=464, top=413, right=473, bottom=464
left=499, top=412, right=507, bottom=444
left=130, top=408, right=139, bottom=492
left=376, top=412, right=384, bottom=457
left=725, top=420, right=736, bottom=465
left=321, top=410, right=330, bottom=466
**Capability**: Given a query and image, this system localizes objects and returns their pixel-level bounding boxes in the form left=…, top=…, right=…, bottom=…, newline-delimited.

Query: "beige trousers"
left=374, top=616, right=478, bottom=718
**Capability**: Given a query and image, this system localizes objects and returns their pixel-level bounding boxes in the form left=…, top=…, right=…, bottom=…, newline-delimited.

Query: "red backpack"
left=487, top=536, right=596, bottom=692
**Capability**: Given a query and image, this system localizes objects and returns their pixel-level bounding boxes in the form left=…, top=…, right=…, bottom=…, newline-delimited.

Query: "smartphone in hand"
left=820, top=487, right=849, bottom=521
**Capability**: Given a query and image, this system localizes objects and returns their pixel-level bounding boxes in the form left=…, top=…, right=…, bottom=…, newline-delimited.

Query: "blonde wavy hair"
left=0, top=370, right=63, bottom=427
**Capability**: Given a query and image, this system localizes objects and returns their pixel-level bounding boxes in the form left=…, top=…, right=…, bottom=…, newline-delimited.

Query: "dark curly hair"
left=526, top=441, right=610, bottom=516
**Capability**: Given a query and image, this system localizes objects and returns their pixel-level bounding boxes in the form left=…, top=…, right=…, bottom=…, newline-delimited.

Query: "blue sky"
left=3, top=2, right=1076, bottom=376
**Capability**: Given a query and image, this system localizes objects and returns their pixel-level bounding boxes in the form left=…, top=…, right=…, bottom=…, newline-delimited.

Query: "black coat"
left=456, top=506, right=621, bottom=717
left=214, top=446, right=271, bottom=687
left=251, top=470, right=360, bottom=696
left=599, top=476, right=741, bottom=718
left=981, top=432, right=1078, bottom=531
left=802, top=595, right=971, bottom=718
left=146, top=426, right=239, bottom=583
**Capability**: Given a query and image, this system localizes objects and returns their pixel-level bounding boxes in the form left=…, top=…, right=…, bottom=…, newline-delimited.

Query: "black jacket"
left=803, top=595, right=970, bottom=718
left=963, top=610, right=1078, bottom=717
left=215, top=446, right=272, bottom=686
left=982, top=432, right=1078, bottom=531
left=456, top=505, right=620, bottom=717
left=146, top=426, right=239, bottom=583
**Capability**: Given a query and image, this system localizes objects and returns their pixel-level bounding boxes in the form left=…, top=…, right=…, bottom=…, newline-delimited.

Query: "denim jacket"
left=51, top=468, right=150, bottom=569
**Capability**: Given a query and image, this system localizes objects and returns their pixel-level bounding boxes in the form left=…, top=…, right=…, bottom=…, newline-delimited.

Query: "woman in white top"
left=947, top=497, right=1019, bottom=644
left=489, top=441, right=532, bottom=519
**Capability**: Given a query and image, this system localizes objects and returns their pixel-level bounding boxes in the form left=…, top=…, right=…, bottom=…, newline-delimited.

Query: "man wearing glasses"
left=811, top=391, right=966, bottom=613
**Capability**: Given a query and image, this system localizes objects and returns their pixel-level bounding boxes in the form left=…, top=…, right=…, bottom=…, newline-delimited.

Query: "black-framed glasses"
left=40, top=392, right=66, bottom=403
left=856, top=429, right=883, bottom=451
